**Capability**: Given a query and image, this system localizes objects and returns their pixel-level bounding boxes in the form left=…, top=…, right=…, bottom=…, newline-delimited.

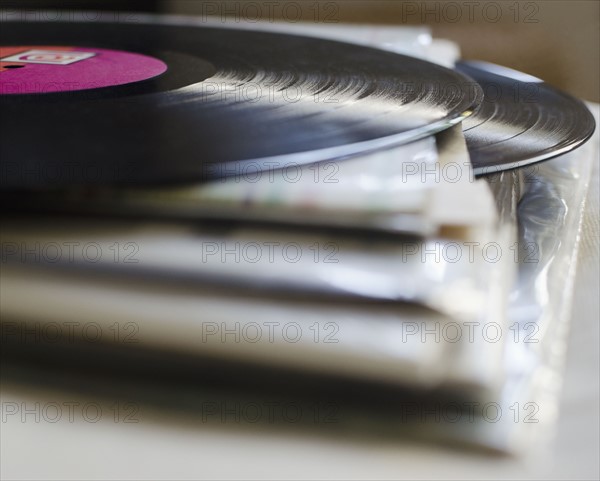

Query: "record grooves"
left=0, top=21, right=482, bottom=190
left=456, top=61, right=596, bottom=175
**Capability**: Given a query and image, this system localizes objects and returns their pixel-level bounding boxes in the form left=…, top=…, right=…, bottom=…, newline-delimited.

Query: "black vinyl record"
left=456, top=61, right=596, bottom=176
left=0, top=19, right=482, bottom=190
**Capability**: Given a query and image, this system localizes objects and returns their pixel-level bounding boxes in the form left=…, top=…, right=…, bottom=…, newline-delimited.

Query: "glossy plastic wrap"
left=478, top=103, right=599, bottom=452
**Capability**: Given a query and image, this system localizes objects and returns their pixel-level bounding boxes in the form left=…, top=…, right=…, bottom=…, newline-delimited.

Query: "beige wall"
left=163, top=0, right=600, bottom=101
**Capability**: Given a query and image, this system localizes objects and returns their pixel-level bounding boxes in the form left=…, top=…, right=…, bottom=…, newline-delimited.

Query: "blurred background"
left=2, top=0, right=599, bottom=102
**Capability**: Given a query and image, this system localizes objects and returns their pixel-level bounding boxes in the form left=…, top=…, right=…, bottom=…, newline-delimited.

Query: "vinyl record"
left=456, top=61, right=596, bottom=175
left=0, top=20, right=482, bottom=190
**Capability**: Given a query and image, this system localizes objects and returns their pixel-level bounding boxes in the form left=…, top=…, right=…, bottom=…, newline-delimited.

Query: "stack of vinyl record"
left=0, top=15, right=596, bottom=453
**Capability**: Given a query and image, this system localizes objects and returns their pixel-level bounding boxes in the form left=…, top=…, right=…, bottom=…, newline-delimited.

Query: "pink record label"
left=0, top=46, right=168, bottom=94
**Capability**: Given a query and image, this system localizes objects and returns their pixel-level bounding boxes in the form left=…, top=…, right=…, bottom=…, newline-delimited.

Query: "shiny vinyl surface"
left=0, top=21, right=482, bottom=190
left=457, top=61, right=596, bottom=176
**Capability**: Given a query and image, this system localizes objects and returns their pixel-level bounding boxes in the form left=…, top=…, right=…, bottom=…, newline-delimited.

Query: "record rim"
left=457, top=61, right=596, bottom=177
